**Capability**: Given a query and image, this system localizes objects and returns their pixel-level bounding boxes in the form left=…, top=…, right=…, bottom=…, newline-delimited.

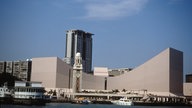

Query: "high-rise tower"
left=64, top=29, right=93, bottom=73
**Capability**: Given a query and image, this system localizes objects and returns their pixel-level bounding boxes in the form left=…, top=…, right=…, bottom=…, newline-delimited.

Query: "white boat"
left=13, top=81, right=49, bottom=105
left=0, top=85, right=12, bottom=98
left=14, top=81, right=45, bottom=100
left=111, top=97, right=133, bottom=106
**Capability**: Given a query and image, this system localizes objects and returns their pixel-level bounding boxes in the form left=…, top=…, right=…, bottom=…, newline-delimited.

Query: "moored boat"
left=12, top=81, right=49, bottom=105
left=0, top=85, right=12, bottom=98
left=71, top=98, right=91, bottom=104
left=0, top=85, right=13, bottom=104
left=111, top=97, right=133, bottom=106
left=81, top=99, right=91, bottom=104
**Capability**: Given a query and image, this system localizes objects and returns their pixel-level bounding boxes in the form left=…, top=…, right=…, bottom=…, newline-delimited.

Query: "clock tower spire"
left=72, top=52, right=83, bottom=93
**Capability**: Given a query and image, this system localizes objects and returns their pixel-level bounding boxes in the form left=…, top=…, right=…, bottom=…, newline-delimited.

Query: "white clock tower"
left=72, top=52, right=83, bottom=93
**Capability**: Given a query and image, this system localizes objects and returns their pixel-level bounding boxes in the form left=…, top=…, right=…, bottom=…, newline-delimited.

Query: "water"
left=0, top=103, right=191, bottom=108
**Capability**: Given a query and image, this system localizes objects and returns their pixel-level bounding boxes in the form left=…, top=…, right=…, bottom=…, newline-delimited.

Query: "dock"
left=63, top=92, right=191, bottom=106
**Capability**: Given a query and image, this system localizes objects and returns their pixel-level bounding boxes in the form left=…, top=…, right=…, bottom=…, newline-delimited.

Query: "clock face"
left=76, top=71, right=80, bottom=77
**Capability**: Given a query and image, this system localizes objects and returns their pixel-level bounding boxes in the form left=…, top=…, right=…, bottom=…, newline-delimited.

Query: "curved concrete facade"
left=106, top=48, right=183, bottom=95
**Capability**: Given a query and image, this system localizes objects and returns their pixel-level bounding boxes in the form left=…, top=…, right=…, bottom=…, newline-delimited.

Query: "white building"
left=108, top=68, right=132, bottom=77
left=94, top=67, right=108, bottom=77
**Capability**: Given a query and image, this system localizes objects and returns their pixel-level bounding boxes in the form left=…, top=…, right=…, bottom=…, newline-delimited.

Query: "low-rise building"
left=183, top=83, right=192, bottom=96
left=108, top=68, right=132, bottom=77
left=186, top=74, right=192, bottom=83
left=94, top=67, right=108, bottom=77
left=184, top=74, right=192, bottom=97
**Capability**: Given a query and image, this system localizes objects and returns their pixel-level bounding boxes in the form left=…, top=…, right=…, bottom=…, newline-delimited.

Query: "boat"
left=0, top=84, right=13, bottom=104
left=81, top=99, right=91, bottom=104
left=13, top=81, right=49, bottom=105
left=71, top=97, right=91, bottom=104
left=0, top=85, right=12, bottom=98
left=111, top=97, right=133, bottom=106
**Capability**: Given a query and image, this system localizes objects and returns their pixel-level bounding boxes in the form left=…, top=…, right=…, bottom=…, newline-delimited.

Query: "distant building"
left=108, top=68, right=132, bottom=77
left=64, top=29, right=93, bottom=73
left=12, top=60, right=32, bottom=81
left=0, top=61, right=6, bottom=74
left=184, top=74, right=192, bottom=96
left=186, top=74, right=192, bottom=82
left=6, top=61, right=13, bottom=74
left=94, top=67, right=108, bottom=77
left=0, top=60, right=31, bottom=81
left=183, top=83, right=192, bottom=96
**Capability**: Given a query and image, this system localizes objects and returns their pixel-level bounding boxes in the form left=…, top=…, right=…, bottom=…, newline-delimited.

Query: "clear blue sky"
left=0, top=0, right=192, bottom=75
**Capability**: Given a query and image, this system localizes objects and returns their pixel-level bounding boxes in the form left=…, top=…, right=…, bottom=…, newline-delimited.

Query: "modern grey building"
left=64, top=29, right=93, bottom=73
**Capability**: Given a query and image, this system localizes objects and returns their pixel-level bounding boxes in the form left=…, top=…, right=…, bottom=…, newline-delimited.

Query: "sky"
left=0, top=0, right=192, bottom=76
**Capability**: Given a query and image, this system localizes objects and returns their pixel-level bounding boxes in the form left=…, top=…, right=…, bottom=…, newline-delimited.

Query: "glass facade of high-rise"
left=64, top=30, right=93, bottom=73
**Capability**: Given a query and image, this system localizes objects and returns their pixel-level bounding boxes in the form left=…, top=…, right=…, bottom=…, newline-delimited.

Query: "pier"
left=63, top=92, right=189, bottom=106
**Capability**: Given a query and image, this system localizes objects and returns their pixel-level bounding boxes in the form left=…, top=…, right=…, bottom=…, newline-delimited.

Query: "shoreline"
left=1, top=98, right=192, bottom=106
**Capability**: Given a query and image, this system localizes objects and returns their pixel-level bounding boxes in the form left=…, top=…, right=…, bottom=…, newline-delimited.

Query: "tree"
left=122, top=89, right=127, bottom=92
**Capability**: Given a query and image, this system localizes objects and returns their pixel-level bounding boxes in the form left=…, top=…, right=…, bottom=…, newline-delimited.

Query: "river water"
left=1, top=103, right=191, bottom=108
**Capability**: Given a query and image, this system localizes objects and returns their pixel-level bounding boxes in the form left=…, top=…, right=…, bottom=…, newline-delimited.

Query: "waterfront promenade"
left=61, top=92, right=189, bottom=106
